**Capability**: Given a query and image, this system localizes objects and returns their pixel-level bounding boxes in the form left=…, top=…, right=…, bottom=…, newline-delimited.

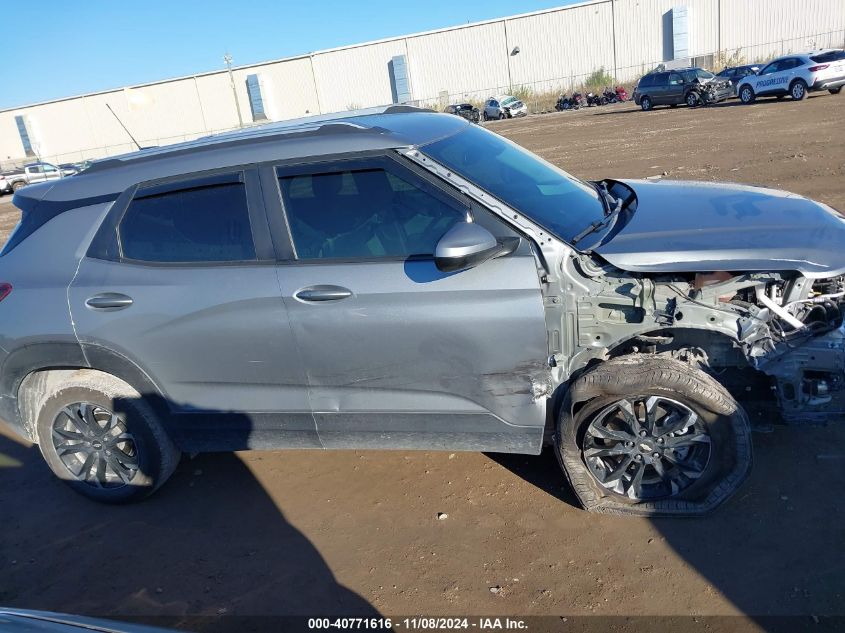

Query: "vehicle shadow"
left=491, top=396, right=845, bottom=624
left=0, top=396, right=380, bottom=632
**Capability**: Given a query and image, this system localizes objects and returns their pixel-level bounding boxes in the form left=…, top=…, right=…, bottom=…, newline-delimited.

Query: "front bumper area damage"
left=557, top=255, right=845, bottom=424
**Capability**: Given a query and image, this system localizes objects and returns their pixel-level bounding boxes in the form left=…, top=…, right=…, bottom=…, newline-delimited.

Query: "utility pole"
left=224, top=52, right=244, bottom=129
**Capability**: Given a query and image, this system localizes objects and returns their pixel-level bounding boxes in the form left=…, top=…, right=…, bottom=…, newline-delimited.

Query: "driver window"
left=278, top=164, right=467, bottom=260
left=760, top=61, right=780, bottom=75
left=668, top=73, right=683, bottom=85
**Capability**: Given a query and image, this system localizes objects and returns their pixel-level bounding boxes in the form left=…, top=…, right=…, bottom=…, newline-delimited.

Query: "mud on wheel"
left=35, top=370, right=180, bottom=503
left=555, top=357, right=752, bottom=516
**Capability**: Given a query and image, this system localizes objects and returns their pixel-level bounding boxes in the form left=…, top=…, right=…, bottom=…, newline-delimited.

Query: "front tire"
left=555, top=357, right=752, bottom=516
left=685, top=91, right=699, bottom=107
left=739, top=85, right=755, bottom=104
left=830, top=87, right=842, bottom=94
left=791, top=79, right=808, bottom=100
left=35, top=370, right=181, bottom=503
left=11, top=181, right=26, bottom=192
left=640, top=96, right=652, bottom=111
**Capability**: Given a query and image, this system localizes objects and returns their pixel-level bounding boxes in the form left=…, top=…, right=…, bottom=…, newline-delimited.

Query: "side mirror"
left=435, top=222, right=510, bottom=273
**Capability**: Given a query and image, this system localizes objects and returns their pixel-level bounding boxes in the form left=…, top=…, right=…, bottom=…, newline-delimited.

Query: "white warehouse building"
left=1, top=0, right=843, bottom=166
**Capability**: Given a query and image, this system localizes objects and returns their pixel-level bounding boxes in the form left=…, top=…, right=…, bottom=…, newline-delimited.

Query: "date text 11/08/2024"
left=307, top=618, right=528, bottom=630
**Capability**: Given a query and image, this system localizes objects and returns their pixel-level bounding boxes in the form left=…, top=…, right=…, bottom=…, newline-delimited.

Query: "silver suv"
left=2, top=107, right=844, bottom=515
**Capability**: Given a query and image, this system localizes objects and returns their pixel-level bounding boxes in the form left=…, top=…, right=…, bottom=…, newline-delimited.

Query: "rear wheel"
left=35, top=370, right=181, bottom=503
left=555, top=357, right=752, bottom=516
left=830, top=87, right=842, bottom=94
left=11, top=181, right=26, bottom=192
left=640, top=96, right=652, bottom=111
left=739, top=84, right=755, bottom=104
left=791, top=79, right=808, bottom=100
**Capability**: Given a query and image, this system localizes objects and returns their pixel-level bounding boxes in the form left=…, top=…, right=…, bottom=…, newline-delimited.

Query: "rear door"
left=650, top=73, right=669, bottom=104
left=265, top=154, right=549, bottom=453
left=25, top=165, right=46, bottom=184
left=68, top=169, right=317, bottom=451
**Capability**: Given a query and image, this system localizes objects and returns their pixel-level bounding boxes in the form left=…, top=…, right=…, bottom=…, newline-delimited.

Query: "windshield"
left=696, top=69, right=715, bottom=79
left=420, top=124, right=603, bottom=242
left=500, top=96, right=517, bottom=105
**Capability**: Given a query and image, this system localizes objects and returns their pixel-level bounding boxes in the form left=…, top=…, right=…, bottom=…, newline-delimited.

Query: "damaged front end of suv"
left=410, top=124, right=845, bottom=515
left=574, top=178, right=845, bottom=425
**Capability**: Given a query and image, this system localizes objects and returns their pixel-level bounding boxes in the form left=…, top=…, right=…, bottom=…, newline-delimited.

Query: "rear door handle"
left=293, top=285, right=353, bottom=302
left=86, top=293, right=133, bottom=310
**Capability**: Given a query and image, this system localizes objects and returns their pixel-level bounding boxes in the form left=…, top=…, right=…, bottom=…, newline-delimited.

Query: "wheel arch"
left=6, top=342, right=170, bottom=442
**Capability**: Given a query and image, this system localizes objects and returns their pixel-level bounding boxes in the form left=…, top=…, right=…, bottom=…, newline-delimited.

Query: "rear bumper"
left=0, top=394, right=29, bottom=442
left=813, top=75, right=845, bottom=90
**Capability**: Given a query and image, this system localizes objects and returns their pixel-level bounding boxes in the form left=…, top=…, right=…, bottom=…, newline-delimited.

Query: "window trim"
left=272, top=153, right=474, bottom=264
left=87, top=166, right=274, bottom=267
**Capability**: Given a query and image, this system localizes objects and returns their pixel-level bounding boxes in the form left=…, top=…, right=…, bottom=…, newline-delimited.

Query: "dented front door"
left=278, top=254, right=549, bottom=454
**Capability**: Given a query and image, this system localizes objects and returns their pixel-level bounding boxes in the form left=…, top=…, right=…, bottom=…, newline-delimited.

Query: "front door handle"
left=86, top=293, right=134, bottom=310
left=293, top=285, right=353, bottom=302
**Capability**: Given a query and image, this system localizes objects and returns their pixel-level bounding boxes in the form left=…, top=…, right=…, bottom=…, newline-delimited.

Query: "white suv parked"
left=737, top=49, right=845, bottom=103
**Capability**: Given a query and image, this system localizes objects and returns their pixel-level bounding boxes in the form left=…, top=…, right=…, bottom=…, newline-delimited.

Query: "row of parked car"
left=443, top=94, right=528, bottom=123
left=0, top=160, right=90, bottom=194
left=441, top=48, right=845, bottom=121
left=633, top=49, right=845, bottom=110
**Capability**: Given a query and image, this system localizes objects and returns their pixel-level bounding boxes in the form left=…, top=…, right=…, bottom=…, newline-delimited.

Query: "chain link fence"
left=409, top=29, right=845, bottom=115
left=2, top=28, right=842, bottom=173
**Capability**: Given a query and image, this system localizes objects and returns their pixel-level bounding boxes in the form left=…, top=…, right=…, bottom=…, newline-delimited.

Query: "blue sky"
left=0, top=0, right=578, bottom=110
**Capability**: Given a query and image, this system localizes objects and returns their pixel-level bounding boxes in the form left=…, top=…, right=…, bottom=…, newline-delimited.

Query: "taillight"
left=0, top=283, right=12, bottom=302
left=809, top=64, right=829, bottom=71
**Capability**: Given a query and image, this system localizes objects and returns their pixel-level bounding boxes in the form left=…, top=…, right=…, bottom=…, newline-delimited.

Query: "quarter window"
left=120, top=177, right=255, bottom=263
left=278, top=164, right=466, bottom=260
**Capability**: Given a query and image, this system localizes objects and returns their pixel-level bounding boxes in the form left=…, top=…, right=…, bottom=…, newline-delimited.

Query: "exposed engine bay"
left=561, top=258, right=845, bottom=423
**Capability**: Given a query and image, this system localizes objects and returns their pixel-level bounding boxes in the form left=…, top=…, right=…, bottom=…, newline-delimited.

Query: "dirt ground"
left=1, top=94, right=844, bottom=630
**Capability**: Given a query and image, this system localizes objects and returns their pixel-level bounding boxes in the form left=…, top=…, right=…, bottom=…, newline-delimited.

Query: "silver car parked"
left=2, top=107, right=844, bottom=515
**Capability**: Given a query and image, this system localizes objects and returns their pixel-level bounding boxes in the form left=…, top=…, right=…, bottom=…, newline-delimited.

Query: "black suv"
left=633, top=67, right=733, bottom=110
left=443, top=103, right=480, bottom=123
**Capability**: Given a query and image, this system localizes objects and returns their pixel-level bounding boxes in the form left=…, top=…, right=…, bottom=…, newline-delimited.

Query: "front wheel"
left=830, top=87, right=842, bottom=94
left=35, top=370, right=181, bottom=503
left=11, top=181, right=26, bottom=192
left=791, top=79, right=808, bottom=100
left=555, top=357, right=752, bottom=516
left=685, top=92, right=699, bottom=107
left=739, top=85, right=755, bottom=104
left=640, top=96, right=652, bottom=111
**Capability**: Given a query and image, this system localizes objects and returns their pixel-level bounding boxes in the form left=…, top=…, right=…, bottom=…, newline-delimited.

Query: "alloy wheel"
left=582, top=395, right=712, bottom=501
left=51, top=402, right=139, bottom=488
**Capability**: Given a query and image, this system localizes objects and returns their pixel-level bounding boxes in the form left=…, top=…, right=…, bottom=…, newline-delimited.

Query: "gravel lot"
left=1, top=94, right=844, bottom=630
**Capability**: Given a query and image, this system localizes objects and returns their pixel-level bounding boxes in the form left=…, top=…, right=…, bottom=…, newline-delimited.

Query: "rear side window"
left=120, top=179, right=255, bottom=263
left=810, top=50, right=845, bottom=63
left=638, top=75, right=655, bottom=88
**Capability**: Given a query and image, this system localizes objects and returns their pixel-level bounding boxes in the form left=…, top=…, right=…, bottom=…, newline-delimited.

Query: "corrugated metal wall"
left=2, top=0, right=843, bottom=165
left=505, top=1, right=616, bottom=92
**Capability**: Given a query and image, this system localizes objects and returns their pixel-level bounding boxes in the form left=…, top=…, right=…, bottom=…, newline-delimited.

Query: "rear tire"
left=35, top=370, right=181, bottom=504
left=830, top=87, right=842, bottom=94
left=11, top=181, right=26, bottom=192
left=739, top=85, right=755, bottom=104
left=640, top=96, right=653, bottom=111
left=791, top=79, right=808, bottom=100
left=555, top=357, right=752, bottom=517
